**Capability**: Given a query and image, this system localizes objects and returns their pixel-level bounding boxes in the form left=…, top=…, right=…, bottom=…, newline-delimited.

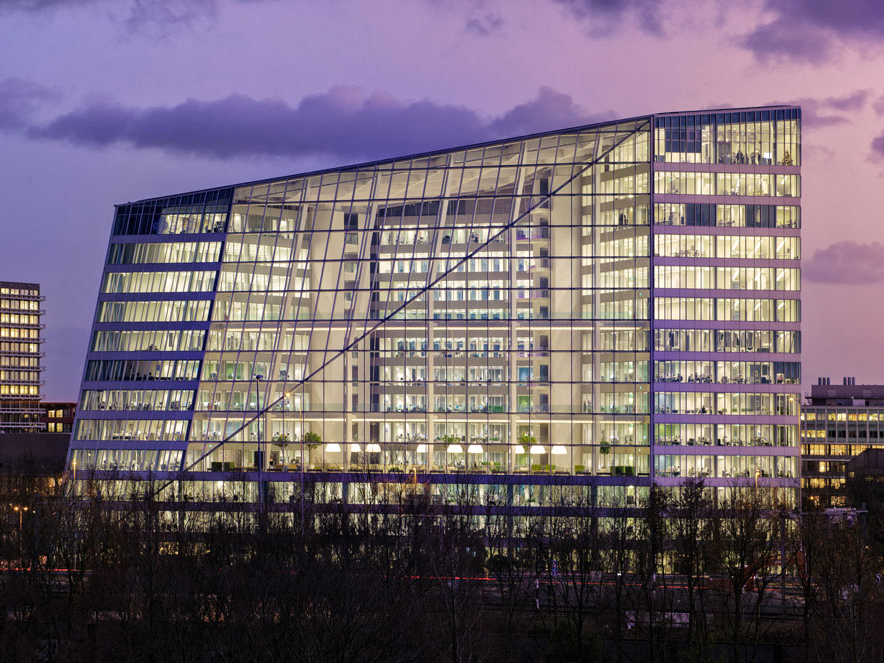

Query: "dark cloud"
left=0, top=0, right=218, bottom=10
left=824, top=89, right=869, bottom=112
left=552, top=0, right=663, bottom=35
left=873, top=95, right=884, bottom=116
left=795, top=109, right=848, bottom=129
left=804, top=241, right=884, bottom=284
left=27, top=86, right=609, bottom=161
left=769, top=90, right=869, bottom=127
left=871, top=130, right=884, bottom=160
left=739, top=0, right=884, bottom=63
left=491, top=86, right=609, bottom=135
left=123, top=0, right=220, bottom=27
left=465, top=12, right=504, bottom=36
left=0, top=0, right=79, bottom=7
left=0, top=78, right=58, bottom=130
left=0, top=0, right=231, bottom=27
left=738, top=17, right=832, bottom=64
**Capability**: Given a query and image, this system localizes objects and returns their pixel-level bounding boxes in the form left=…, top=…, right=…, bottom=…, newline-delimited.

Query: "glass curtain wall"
left=68, top=106, right=800, bottom=505
left=652, top=108, right=801, bottom=500
left=0, top=282, right=43, bottom=432
left=181, top=121, right=652, bottom=477
left=70, top=189, right=231, bottom=473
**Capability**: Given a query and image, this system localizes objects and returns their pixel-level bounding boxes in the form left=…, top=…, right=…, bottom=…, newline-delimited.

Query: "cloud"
left=739, top=0, right=884, bottom=63
left=490, top=86, right=608, bottom=134
left=0, top=0, right=79, bottom=7
left=552, top=0, right=664, bottom=35
left=824, top=89, right=869, bottom=112
left=804, top=241, right=884, bottom=284
left=802, top=143, right=835, bottom=161
left=0, top=0, right=236, bottom=28
left=0, top=78, right=59, bottom=130
left=770, top=90, right=869, bottom=127
left=873, top=95, right=884, bottom=116
left=738, top=17, right=832, bottom=64
left=25, top=86, right=610, bottom=161
left=465, top=12, right=504, bottom=36
left=871, top=130, right=884, bottom=161
left=123, top=0, right=221, bottom=27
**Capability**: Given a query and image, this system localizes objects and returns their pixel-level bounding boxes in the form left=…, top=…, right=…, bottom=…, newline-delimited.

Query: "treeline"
left=0, top=469, right=883, bottom=663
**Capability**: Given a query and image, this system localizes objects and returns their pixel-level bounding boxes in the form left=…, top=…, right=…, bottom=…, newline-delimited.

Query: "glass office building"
left=0, top=281, right=43, bottom=433
left=68, top=106, right=801, bottom=508
left=801, top=377, right=884, bottom=507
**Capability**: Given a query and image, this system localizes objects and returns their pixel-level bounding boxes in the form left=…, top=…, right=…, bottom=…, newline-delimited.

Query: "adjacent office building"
left=67, top=106, right=802, bottom=508
left=40, top=402, right=76, bottom=434
left=801, top=377, right=884, bottom=507
left=0, top=284, right=71, bottom=476
left=0, top=282, right=43, bottom=433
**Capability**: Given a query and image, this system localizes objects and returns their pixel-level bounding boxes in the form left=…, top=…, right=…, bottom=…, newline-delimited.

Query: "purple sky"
left=2, top=0, right=884, bottom=399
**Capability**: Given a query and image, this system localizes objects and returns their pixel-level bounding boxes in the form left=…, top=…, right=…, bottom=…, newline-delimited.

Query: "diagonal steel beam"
left=150, top=122, right=648, bottom=499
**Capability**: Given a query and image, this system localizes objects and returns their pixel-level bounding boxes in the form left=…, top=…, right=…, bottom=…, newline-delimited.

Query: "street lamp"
left=300, top=383, right=306, bottom=534
left=255, top=374, right=264, bottom=509
left=12, top=506, right=28, bottom=569
left=285, top=384, right=306, bottom=536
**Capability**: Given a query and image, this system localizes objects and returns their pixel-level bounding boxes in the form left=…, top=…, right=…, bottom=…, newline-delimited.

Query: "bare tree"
left=482, top=488, right=535, bottom=660
left=543, top=493, right=607, bottom=662
left=631, top=486, right=677, bottom=663
left=812, top=510, right=884, bottom=663
left=669, top=479, right=714, bottom=660
left=707, top=488, right=779, bottom=663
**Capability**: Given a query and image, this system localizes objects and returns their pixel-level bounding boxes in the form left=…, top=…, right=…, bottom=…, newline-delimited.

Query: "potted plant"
left=273, top=432, right=291, bottom=466
left=517, top=431, right=536, bottom=471
left=518, top=431, right=537, bottom=449
left=303, top=431, right=322, bottom=467
left=441, top=434, right=463, bottom=471
left=599, top=435, right=611, bottom=473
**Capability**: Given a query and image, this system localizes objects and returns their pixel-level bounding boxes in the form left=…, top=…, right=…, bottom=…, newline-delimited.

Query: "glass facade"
left=0, top=281, right=43, bottom=432
left=68, top=106, right=801, bottom=507
left=801, top=380, right=884, bottom=507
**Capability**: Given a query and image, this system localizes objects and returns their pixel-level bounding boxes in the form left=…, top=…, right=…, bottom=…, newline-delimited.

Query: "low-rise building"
left=40, top=402, right=76, bottom=433
left=801, top=377, right=884, bottom=506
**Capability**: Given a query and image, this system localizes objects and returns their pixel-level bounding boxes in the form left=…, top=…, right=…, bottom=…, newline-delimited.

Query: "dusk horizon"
left=5, top=4, right=884, bottom=661
left=3, top=0, right=884, bottom=399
